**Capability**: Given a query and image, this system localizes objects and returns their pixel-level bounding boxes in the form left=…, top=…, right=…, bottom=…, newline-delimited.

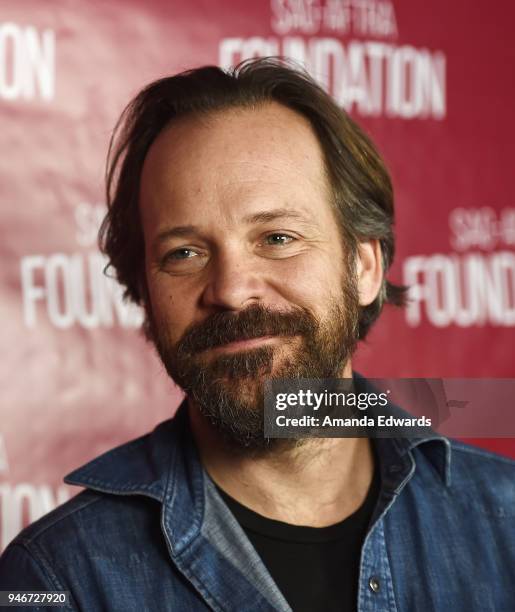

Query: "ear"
left=356, top=239, right=383, bottom=306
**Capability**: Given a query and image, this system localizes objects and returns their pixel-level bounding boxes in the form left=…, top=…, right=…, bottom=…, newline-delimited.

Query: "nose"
left=199, top=249, right=266, bottom=311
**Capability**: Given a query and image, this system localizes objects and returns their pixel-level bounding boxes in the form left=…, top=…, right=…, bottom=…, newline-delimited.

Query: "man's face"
left=139, top=102, right=361, bottom=449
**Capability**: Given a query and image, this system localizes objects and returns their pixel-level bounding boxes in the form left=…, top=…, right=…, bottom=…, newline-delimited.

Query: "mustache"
left=175, top=304, right=318, bottom=356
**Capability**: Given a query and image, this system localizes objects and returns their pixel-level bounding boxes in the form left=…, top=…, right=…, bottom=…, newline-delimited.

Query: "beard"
left=150, top=276, right=360, bottom=454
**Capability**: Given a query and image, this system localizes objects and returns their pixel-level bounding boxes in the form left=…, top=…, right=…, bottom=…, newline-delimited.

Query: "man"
left=1, top=58, right=514, bottom=611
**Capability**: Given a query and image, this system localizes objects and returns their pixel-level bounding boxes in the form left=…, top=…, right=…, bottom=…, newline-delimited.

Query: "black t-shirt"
left=217, top=468, right=380, bottom=612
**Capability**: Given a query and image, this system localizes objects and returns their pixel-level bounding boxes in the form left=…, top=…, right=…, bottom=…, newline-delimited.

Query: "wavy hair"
left=100, top=57, right=406, bottom=339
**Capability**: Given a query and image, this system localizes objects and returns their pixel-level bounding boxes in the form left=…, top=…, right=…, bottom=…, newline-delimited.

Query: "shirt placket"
left=358, top=517, right=399, bottom=612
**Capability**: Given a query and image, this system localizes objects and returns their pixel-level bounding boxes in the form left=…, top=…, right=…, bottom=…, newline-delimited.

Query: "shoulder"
left=0, top=411, right=190, bottom=589
left=410, top=438, right=515, bottom=516
left=0, top=487, right=162, bottom=586
left=448, top=439, right=515, bottom=478
left=447, top=439, right=515, bottom=508
left=6, top=486, right=157, bottom=546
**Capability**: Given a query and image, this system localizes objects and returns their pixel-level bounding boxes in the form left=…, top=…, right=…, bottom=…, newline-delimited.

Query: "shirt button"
left=369, top=576, right=381, bottom=593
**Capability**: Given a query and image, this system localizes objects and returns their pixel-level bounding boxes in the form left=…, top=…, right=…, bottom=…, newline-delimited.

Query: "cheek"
left=146, top=276, right=195, bottom=343
left=271, top=253, right=345, bottom=311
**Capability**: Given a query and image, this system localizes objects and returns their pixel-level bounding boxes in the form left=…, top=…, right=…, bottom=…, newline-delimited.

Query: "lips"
left=207, top=335, right=277, bottom=352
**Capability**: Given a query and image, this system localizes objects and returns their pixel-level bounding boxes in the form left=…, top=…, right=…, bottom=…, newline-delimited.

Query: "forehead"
left=139, top=102, right=332, bottom=226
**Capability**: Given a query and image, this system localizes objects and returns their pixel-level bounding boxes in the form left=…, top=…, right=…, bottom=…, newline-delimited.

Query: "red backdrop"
left=1, top=0, right=514, bottom=551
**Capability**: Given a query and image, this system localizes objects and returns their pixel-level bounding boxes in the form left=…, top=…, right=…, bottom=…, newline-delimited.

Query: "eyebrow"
left=154, top=208, right=313, bottom=245
left=155, top=225, right=199, bottom=245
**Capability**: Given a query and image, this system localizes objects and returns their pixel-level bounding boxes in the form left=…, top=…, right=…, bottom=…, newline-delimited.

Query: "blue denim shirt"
left=1, top=401, right=515, bottom=611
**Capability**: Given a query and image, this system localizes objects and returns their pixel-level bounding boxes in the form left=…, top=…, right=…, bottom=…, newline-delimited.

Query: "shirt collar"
left=64, top=403, right=190, bottom=503
left=351, top=371, right=452, bottom=486
left=65, top=376, right=452, bottom=503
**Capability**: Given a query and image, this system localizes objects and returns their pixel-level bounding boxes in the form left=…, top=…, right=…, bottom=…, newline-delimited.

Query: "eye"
left=159, top=247, right=207, bottom=274
left=264, top=233, right=296, bottom=246
left=166, top=248, right=198, bottom=260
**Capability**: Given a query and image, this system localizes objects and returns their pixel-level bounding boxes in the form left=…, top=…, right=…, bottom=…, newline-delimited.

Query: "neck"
left=188, top=364, right=375, bottom=527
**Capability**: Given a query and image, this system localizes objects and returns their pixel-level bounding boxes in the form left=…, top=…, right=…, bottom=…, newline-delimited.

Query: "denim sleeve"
left=0, top=543, right=75, bottom=610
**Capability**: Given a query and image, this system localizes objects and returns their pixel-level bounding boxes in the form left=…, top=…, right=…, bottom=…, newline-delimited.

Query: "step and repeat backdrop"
left=1, top=0, right=514, bottom=551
